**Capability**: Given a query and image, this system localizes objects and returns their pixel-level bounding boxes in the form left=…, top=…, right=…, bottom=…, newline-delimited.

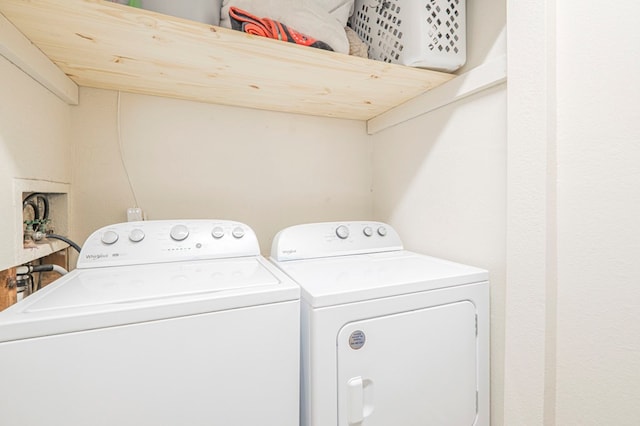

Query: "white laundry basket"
left=350, top=0, right=466, bottom=72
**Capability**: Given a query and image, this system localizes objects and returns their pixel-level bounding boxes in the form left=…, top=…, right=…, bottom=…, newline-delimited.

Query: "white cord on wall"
left=116, top=90, right=141, bottom=209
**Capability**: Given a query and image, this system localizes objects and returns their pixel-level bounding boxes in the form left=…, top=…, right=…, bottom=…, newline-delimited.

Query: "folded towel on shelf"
left=220, top=0, right=353, bottom=54
left=345, top=26, right=368, bottom=58
left=229, top=6, right=333, bottom=50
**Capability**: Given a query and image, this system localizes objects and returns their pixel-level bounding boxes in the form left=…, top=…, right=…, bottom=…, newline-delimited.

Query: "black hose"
left=24, top=200, right=40, bottom=220
left=31, top=265, right=54, bottom=273
left=46, top=234, right=82, bottom=253
left=23, top=193, right=49, bottom=220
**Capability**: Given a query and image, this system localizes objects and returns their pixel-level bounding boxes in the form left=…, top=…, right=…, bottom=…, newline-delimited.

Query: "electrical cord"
left=45, top=234, right=82, bottom=253
left=117, top=91, right=141, bottom=209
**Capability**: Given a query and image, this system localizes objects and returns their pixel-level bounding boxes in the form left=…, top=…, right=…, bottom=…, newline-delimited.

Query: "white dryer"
left=0, top=220, right=300, bottom=426
left=271, top=221, right=489, bottom=426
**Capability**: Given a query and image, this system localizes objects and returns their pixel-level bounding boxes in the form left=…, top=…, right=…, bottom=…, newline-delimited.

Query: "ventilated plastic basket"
left=351, top=0, right=466, bottom=72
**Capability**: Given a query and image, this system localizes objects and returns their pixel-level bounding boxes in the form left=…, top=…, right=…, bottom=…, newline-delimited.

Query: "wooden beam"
left=0, top=267, right=17, bottom=312
left=0, top=12, right=78, bottom=104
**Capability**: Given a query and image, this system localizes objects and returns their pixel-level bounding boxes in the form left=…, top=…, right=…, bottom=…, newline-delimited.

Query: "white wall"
left=555, top=0, right=640, bottom=424
left=463, top=0, right=507, bottom=74
left=0, top=56, right=71, bottom=271
left=505, top=0, right=640, bottom=424
left=69, top=88, right=372, bottom=255
left=503, top=0, right=556, bottom=423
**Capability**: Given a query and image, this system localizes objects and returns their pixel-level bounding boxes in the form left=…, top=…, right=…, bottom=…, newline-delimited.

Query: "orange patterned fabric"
left=229, top=6, right=333, bottom=51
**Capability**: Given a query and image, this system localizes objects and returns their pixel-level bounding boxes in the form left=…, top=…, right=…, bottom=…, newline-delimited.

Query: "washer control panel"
left=271, top=221, right=403, bottom=262
left=78, top=220, right=259, bottom=268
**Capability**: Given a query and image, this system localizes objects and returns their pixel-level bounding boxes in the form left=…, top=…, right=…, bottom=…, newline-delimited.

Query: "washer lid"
left=273, top=250, right=488, bottom=308
left=0, top=257, right=299, bottom=342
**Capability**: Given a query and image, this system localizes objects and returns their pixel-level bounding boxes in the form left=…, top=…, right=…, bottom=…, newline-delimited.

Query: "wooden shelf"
left=0, top=0, right=455, bottom=121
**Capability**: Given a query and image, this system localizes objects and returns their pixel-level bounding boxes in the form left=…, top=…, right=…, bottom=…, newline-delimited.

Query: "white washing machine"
left=271, top=221, right=490, bottom=426
left=0, top=220, right=300, bottom=426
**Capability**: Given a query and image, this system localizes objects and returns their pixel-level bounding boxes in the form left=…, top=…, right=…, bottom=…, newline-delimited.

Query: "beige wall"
left=0, top=56, right=71, bottom=271
left=372, top=85, right=507, bottom=424
left=69, top=88, right=372, bottom=256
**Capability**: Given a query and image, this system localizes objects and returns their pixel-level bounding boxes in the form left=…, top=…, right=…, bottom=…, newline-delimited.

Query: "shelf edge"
left=0, top=12, right=78, bottom=105
left=367, top=55, right=507, bottom=135
left=16, top=240, right=70, bottom=268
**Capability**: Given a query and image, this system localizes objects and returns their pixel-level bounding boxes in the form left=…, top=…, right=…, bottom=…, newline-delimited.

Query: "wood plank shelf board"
left=0, top=0, right=455, bottom=120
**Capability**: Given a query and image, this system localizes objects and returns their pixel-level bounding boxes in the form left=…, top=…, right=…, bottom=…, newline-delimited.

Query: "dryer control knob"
left=170, top=224, right=189, bottom=241
left=336, top=225, right=350, bottom=239
left=232, top=226, right=245, bottom=239
left=129, top=228, right=145, bottom=243
left=363, top=226, right=373, bottom=237
left=377, top=226, right=387, bottom=237
left=101, top=230, right=119, bottom=245
left=211, top=226, right=225, bottom=239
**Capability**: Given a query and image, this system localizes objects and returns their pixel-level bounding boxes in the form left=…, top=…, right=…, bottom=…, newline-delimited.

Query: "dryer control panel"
left=77, top=220, right=260, bottom=268
left=271, top=221, right=403, bottom=261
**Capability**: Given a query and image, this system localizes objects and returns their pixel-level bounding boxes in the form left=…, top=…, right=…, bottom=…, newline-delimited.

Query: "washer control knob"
left=211, top=226, right=225, bottom=239
left=363, top=226, right=373, bottom=237
left=129, top=228, right=145, bottom=243
left=101, top=230, right=119, bottom=245
left=170, top=224, right=189, bottom=241
left=232, top=226, right=245, bottom=239
left=336, top=225, right=350, bottom=239
left=377, top=226, right=387, bottom=237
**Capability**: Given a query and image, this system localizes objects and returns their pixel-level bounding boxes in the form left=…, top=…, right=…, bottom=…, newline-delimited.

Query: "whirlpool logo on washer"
left=84, top=253, right=109, bottom=260
left=281, top=249, right=297, bottom=255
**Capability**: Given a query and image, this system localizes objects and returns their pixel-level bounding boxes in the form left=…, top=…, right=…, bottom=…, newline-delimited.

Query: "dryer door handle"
left=347, top=376, right=374, bottom=424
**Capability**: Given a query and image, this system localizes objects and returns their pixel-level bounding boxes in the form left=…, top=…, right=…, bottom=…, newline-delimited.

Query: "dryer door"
left=337, top=301, right=478, bottom=426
